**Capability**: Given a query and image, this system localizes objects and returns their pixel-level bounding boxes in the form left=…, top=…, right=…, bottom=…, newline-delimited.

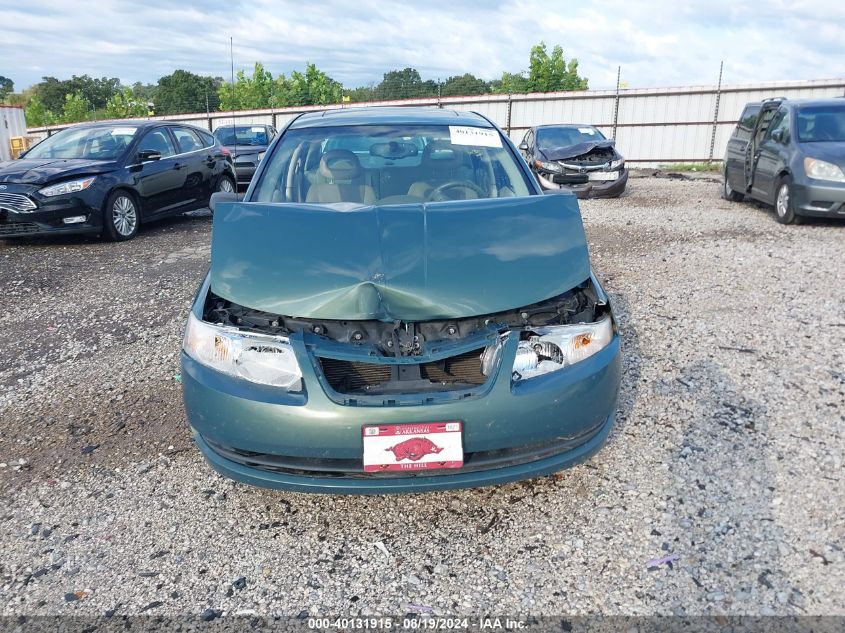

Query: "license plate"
left=362, top=421, right=463, bottom=472
left=588, top=171, right=619, bottom=181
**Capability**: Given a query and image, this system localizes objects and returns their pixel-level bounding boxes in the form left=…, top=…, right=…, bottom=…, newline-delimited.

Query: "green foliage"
left=492, top=72, right=530, bottom=94
left=440, top=73, right=489, bottom=97
left=105, top=88, right=149, bottom=119
left=36, top=75, right=120, bottom=112
left=219, top=62, right=341, bottom=110
left=60, top=92, right=91, bottom=124
left=527, top=42, right=588, bottom=92
left=374, top=68, right=438, bottom=100
left=25, top=95, right=53, bottom=127
left=0, top=76, right=13, bottom=102
left=659, top=162, right=721, bottom=172
left=156, top=70, right=220, bottom=115
left=492, top=42, right=587, bottom=94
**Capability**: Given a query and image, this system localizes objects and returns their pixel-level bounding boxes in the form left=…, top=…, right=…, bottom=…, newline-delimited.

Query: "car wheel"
left=722, top=169, right=743, bottom=202
left=103, top=191, right=140, bottom=241
left=774, top=176, right=802, bottom=225
left=216, top=175, right=235, bottom=193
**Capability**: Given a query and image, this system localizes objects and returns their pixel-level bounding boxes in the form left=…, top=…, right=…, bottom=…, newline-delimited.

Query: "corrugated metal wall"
left=1, top=106, right=29, bottom=162
left=25, top=78, right=845, bottom=166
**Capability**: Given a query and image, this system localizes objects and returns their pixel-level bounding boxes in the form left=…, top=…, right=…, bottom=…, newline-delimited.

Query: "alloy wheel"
left=776, top=184, right=789, bottom=218
left=218, top=178, right=235, bottom=193
left=112, top=195, right=137, bottom=236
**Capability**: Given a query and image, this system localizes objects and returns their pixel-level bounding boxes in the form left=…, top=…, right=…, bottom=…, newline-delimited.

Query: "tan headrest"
left=319, top=149, right=362, bottom=180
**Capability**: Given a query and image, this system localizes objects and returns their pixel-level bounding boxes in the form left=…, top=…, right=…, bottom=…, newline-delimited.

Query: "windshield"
left=213, top=126, right=269, bottom=146
left=25, top=126, right=138, bottom=160
left=537, top=126, right=605, bottom=149
left=797, top=105, right=845, bottom=142
left=252, top=124, right=533, bottom=206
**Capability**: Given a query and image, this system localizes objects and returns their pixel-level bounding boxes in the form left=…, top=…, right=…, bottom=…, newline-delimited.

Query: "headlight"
left=38, top=176, right=97, bottom=197
left=610, top=158, right=625, bottom=170
left=804, top=157, right=845, bottom=182
left=257, top=152, right=265, bottom=162
left=182, top=312, right=302, bottom=390
left=511, top=315, right=613, bottom=381
left=534, top=160, right=562, bottom=173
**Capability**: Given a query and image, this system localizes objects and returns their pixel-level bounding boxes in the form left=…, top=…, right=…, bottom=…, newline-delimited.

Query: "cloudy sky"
left=3, top=0, right=844, bottom=91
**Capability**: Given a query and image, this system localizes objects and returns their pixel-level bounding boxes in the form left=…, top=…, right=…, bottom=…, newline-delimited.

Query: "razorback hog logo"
left=386, top=437, right=443, bottom=462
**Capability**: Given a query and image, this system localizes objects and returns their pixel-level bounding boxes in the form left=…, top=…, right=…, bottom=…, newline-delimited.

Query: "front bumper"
left=182, top=330, right=622, bottom=494
left=535, top=168, right=628, bottom=199
left=536, top=168, right=628, bottom=199
left=791, top=178, right=845, bottom=218
left=0, top=185, right=103, bottom=238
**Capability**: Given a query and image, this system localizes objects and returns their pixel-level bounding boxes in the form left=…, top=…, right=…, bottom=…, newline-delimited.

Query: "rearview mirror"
left=518, top=142, right=529, bottom=151
left=771, top=129, right=784, bottom=143
left=209, top=191, right=243, bottom=213
left=370, top=141, right=418, bottom=159
left=138, top=150, right=162, bottom=162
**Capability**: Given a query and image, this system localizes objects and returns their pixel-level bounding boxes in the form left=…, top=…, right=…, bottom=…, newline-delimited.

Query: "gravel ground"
left=0, top=177, right=843, bottom=617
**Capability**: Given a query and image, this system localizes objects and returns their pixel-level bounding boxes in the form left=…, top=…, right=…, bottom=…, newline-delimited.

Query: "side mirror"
left=138, top=150, right=162, bottom=162
left=771, top=129, right=784, bottom=143
left=209, top=191, right=243, bottom=213
left=518, top=142, right=529, bottom=152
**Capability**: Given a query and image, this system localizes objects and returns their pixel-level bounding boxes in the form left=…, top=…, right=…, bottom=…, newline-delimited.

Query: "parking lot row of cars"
left=1, top=98, right=842, bottom=242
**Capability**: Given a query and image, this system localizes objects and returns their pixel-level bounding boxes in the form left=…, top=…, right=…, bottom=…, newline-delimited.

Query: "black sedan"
left=212, top=124, right=276, bottom=188
left=518, top=124, right=628, bottom=198
left=0, top=121, right=236, bottom=241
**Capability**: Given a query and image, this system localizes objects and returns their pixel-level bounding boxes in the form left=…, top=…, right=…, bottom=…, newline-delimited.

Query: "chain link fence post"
left=506, top=92, right=512, bottom=136
left=709, top=60, right=724, bottom=163
left=612, top=66, right=621, bottom=139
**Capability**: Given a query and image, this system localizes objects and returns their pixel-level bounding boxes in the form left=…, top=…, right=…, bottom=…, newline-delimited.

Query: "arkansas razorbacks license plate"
left=362, top=421, right=463, bottom=472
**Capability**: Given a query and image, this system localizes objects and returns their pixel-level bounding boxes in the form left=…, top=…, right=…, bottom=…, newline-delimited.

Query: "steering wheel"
left=428, top=180, right=488, bottom=202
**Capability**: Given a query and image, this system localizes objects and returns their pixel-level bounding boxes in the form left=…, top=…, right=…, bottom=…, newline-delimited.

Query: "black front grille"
left=202, top=418, right=609, bottom=479
left=0, top=221, right=40, bottom=236
left=319, top=348, right=487, bottom=394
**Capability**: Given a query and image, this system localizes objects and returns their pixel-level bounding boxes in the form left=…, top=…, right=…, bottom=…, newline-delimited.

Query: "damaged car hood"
left=0, top=158, right=117, bottom=184
left=210, top=195, right=590, bottom=321
left=539, top=140, right=616, bottom=161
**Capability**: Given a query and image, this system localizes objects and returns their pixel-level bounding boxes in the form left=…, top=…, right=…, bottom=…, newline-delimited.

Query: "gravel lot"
left=0, top=176, right=843, bottom=617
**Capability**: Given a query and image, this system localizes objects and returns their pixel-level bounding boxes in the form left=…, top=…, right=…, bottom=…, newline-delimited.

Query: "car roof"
left=534, top=124, right=597, bottom=130
left=743, top=98, right=845, bottom=110
left=289, top=106, right=493, bottom=129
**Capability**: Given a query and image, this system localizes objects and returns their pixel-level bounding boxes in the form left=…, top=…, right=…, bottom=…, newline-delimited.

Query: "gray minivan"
left=722, top=98, right=845, bottom=224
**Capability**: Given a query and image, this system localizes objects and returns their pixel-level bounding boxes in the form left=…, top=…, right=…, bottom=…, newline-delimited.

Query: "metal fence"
left=26, top=77, right=845, bottom=166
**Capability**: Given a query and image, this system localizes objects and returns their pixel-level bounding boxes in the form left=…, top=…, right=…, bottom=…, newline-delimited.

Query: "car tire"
left=722, top=169, right=743, bottom=202
left=216, top=175, right=236, bottom=194
left=103, top=190, right=140, bottom=241
left=774, top=176, right=803, bottom=225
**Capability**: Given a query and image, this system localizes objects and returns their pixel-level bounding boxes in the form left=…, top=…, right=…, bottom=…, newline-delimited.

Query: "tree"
left=0, top=76, right=13, bottom=102
left=491, top=72, right=529, bottom=94
left=441, top=73, right=490, bottom=97
left=25, top=95, right=53, bottom=127
left=374, top=68, right=437, bottom=100
left=60, top=92, right=91, bottom=124
left=287, top=63, right=342, bottom=106
left=219, top=62, right=341, bottom=109
left=105, top=88, right=149, bottom=119
left=35, top=75, right=120, bottom=112
left=526, top=42, right=588, bottom=92
left=156, top=70, right=220, bottom=115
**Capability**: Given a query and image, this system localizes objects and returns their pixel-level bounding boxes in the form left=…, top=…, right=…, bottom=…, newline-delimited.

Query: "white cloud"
left=1, top=0, right=843, bottom=90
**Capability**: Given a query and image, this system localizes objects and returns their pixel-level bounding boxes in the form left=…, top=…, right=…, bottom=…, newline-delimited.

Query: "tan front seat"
left=306, top=150, right=376, bottom=204
left=408, top=140, right=470, bottom=199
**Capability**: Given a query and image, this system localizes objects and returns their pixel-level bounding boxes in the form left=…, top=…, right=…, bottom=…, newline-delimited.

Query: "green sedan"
left=181, top=106, right=622, bottom=494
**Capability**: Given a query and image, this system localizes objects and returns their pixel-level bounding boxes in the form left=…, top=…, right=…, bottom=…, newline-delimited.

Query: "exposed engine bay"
left=203, top=278, right=608, bottom=358
left=200, top=278, right=611, bottom=397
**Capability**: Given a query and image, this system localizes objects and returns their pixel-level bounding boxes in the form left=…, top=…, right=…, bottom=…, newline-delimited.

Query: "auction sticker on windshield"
left=362, top=422, right=463, bottom=472
left=449, top=126, right=502, bottom=148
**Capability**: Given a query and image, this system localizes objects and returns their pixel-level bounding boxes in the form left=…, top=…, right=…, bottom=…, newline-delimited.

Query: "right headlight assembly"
left=512, top=315, right=614, bottom=381
left=182, top=312, right=302, bottom=390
